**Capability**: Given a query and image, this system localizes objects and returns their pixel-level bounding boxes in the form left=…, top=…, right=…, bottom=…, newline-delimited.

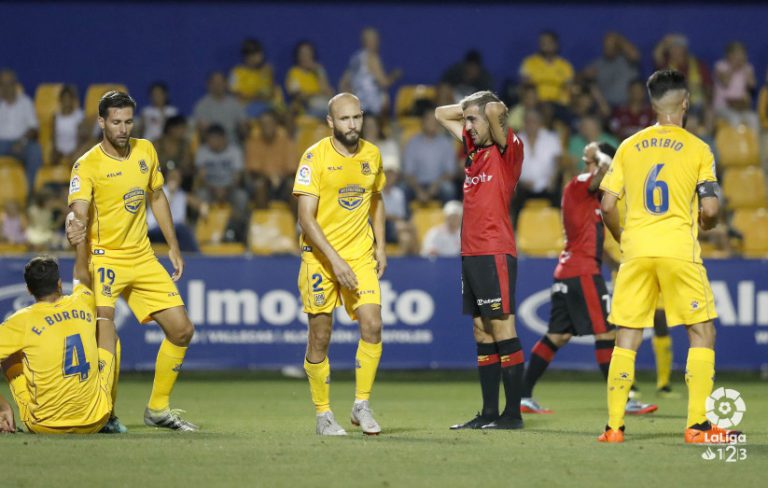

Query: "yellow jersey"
left=519, top=54, right=574, bottom=105
left=600, top=124, right=717, bottom=263
left=0, top=285, right=110, bottom=429
left=292, top=137, right=385, bottom=263
left=230, top=64, right=275, bottom=99
left=285, top=66, right=323, bottom=97
left=68, top=139, right=164, bottom=260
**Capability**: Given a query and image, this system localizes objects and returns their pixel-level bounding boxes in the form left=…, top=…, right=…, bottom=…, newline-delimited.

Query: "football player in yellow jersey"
left=293, top=93, right=386, bottom=436
left=598, top=70, right=739, bottom=444
left=67, top=91, right=197, bottom=432
left=0, top=233, right=116, bottom=434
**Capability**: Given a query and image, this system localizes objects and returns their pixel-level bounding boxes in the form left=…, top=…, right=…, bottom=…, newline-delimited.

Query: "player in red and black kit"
left=519, top=142, right=657, bottom=416
left=436, top=91, right=526, bottom=430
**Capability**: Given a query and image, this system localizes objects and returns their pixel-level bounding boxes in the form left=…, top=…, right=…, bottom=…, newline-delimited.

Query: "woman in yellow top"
left=285, top=41, right=333, bottom=118
left=229, top=38, right=278, bottom=117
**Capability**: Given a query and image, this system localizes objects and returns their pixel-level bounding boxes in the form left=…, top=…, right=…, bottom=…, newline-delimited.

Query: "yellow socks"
left=685, top=347, right=715, bottom=427
left=653, top=335, right=673, bottom=389
left=304, top=356, right=331, bottom=414
left=147, top=339, right=188, bottom=411
left=355, top=340, right=382, bottom=401
left=98, top=348, right=116, bottom=400
left=607, top=347, right=636, bottom=431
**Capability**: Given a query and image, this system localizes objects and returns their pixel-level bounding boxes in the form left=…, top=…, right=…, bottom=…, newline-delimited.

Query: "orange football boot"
left=685, top=423, right=742, bottom=444
left=598, top=426, right=625, bottom=443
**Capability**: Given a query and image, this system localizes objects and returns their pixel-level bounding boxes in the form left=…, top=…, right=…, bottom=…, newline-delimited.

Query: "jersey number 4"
left=644, top=163, right=669, bottom=215
left=63, top=334, right=90, bottom=381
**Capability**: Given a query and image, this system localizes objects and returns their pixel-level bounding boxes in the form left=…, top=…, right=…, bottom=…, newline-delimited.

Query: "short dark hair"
left=540, top=30, right=559, bottom=43
left=98, top=90, right=136, bottom=118
left=24, top=256, right=60, bottom=299
left=598, top=142, right=617, bottom=159
left=646, top=69, right=687, bottom=102
left=59, top=84, right=78, bottom=100
left=163, top=115, right=187, bottom=135
left=293, top=40, right=316, bottom=64
left=242, top=38, right=263, bottom=56
left=148, top=81, right=168, bottom=95
left=206, top=124, right=226, bottom=137
left=460, top=90, right=502, bottom=112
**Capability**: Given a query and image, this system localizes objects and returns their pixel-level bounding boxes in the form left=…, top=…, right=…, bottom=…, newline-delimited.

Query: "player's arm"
left=484, top=101, right=509, bottom=150
left=297, top=195, right=358, bottom=290
left=434, top=104, right=464, bottom=142
left=66, top=212, right=92, bottom=290
left=67, top=199, right=89, bottom=247
left=0, top=393, right=15, bottom=433
left=588, top=150, right=612, bottom=192
left=601, top=192, right=622, bottom=243
left=698, top=182, right=720, bottom=231
left=370, top=193, right=387, bottom=278
left=148, top=188, right=184, bottom=281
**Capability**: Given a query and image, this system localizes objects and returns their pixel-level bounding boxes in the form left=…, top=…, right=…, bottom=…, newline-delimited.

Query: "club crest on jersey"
left=361, top=161, right=371, bottom=175
left=101, top=284, right=112, bottom=297
left=314, top=293, right=326, bottom=306
left=123, top=188, right=145, bottom=214
left=338, top=184, right=365, bottom=210
left=139, top=159, right=149, bottom=174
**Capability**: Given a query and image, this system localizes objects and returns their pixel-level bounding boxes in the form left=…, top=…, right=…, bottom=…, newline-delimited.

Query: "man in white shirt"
left=0, top=69, right=43, bottom=188
left=421, top=200, right=462, bottom=257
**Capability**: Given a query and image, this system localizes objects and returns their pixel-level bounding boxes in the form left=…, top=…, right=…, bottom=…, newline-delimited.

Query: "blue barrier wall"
left=1, top=256, right=766, bottom=371
left=1, top=2, right=767, bottom=112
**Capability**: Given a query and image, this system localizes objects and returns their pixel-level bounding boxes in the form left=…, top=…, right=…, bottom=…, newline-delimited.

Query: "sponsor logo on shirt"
left=338, top=184, right=365, bottom=210
left=107, top=172, right=122, bottom=178
left=123, top=188, right=145, bottom=214
left=464, top=173, right=494, bottom=189
left=476, top=297, right=502, bottom=306
left=297, top=165, right=311, bottom=186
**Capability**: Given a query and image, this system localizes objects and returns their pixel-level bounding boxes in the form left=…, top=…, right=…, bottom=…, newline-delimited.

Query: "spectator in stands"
left=140, top=82, right=178, bottom=142
left=156, top=115, right=194, bottom=191
left=519, top=31, right=574, bottom=107
left=713, top=42, right=758, bottom=131
left=285, top=40, right=333, bottom=118
left=245, top=110, right=296, bottom=208
left=229, top=38, right=277, bottom=117
left=401, top=103, right=458, bottom=203
left=381, top=159, right=418, bottom=255
left=507, top=84, right=538, bottom=132
left=583, top=32, right=640, bottom=107
left=441, top=50, right=495, bottom=102
left=194, top=124, right=249, bottom=242
left=567, top=115, right=618, bottom=173
left=653, top=34, right=711, bottom=110
left=435, top=82, right=457, bottom=106
left=421, top=200, right=462, bottom=257
left=0, top=69, right=43, bottom=189
left=193, top=71, right=248, bottom=144
left=566, top=82, right=611, bottom=133
left=363, top=116, right=400, bottom=174
left=609, top=79, right=655, bottom=141
left=512, top=109, right=562, bottom=222
left=340, top=27, right=402, bottom=116
left=0, top=200, right=27, bottom=246
left=758, top=70, right=768, bottom=160
left=147, top=169, right=200, bottom=252
left=51, top=84, right=85, bottom=165
left=26, top=190, right=65, bottom=251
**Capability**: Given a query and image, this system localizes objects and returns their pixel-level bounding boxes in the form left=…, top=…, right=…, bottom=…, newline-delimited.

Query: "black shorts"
left=462, top=255, right=517, bottom=318
left=548, top=274, right=614, bottom=336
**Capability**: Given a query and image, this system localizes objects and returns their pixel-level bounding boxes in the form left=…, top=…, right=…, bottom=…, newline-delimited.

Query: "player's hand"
left=0, top=400, right=16, bottom=433
left=331, top=258, right=358, bottom=290
left=169, top=246, right=185, bottom=282
left=374, top=246, right=387, bottom=279
left=65, top=212, right=87, bottom=246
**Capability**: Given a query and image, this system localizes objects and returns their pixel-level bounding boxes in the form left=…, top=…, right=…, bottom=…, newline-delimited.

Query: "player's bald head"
left=328, top=93, right=361, bottom=118
left=647, top=69, right=688, bottom=115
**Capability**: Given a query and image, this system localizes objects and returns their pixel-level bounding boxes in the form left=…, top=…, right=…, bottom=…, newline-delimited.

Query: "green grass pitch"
left=1, top=371, right=764, bottom=487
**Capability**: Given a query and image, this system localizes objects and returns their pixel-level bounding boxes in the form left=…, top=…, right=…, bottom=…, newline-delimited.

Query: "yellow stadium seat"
left=195, top=204, right=231, bottom=245
left=731, top=208, right=762, bottom=234
left=394, top=85, right=436, bottom=116
left=0, top=243, right=28, bottom=254
left=715, top=124, right=759, bottom=167
left=296, top=123, right=330, bottom=154
left=34, top=164, right=71, bottom=192
left=200, top=243, right=247, bottom=256
left=722, top=166, right=767, bottom=209
left=740, top=208, right=768, bottom=257
left=84, top=83, right=129, bottom=119
left=411, top=207, right=445, bottom=246
left=0, top=156, right=29, bottom=206
left=524, top=199, right=551, bottom=209
left=35, top=83, right=63, bottom=165
left=517, top=205, right=564, bottom=257
left=249, top=207, right=297, bottom=255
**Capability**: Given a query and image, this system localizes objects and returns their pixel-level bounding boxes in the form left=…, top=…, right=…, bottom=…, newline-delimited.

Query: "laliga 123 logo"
left=705, top=387, right=746, bottom=429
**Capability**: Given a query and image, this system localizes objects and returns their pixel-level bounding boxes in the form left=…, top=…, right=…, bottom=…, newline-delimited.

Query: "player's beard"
left=105, top=130, right=130, bottom=151
left=333, top=127, right=361, bottom=149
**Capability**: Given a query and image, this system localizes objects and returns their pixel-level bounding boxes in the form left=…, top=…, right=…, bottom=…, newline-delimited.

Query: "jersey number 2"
left=63, top=334, right=90, bottom=381
left=644, top=163, right=669, bottom=215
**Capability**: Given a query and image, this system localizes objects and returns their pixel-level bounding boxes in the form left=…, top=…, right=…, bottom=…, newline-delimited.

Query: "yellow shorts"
left=609, top=257, right=717, bottom=328
left=298, top=255, right=380, bottom=320
left=91, top=253, right=184, bottom=323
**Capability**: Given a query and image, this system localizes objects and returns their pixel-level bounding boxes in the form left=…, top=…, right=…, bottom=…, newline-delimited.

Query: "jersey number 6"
left=644, top=163, right=669, bottom=215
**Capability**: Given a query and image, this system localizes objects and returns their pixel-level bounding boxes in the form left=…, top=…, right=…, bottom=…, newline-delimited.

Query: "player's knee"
left=308, top=327, right=332, bottom=349
left=548, top=333, right=571, bottom=347
left=167, top=320, right=195, bottom=346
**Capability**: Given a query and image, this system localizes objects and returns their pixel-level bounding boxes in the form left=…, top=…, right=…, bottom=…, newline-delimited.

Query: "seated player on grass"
left=0, top=216, right=116, bottom=434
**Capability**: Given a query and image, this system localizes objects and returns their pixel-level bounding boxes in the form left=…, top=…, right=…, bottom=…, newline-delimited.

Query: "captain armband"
left=696, top=181, right=720, bottom=199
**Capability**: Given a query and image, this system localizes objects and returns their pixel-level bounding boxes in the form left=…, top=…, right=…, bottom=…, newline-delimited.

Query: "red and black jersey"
left=554, top=172, right=604, bottom=279
left=461, top=128, right=524, bottom=256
